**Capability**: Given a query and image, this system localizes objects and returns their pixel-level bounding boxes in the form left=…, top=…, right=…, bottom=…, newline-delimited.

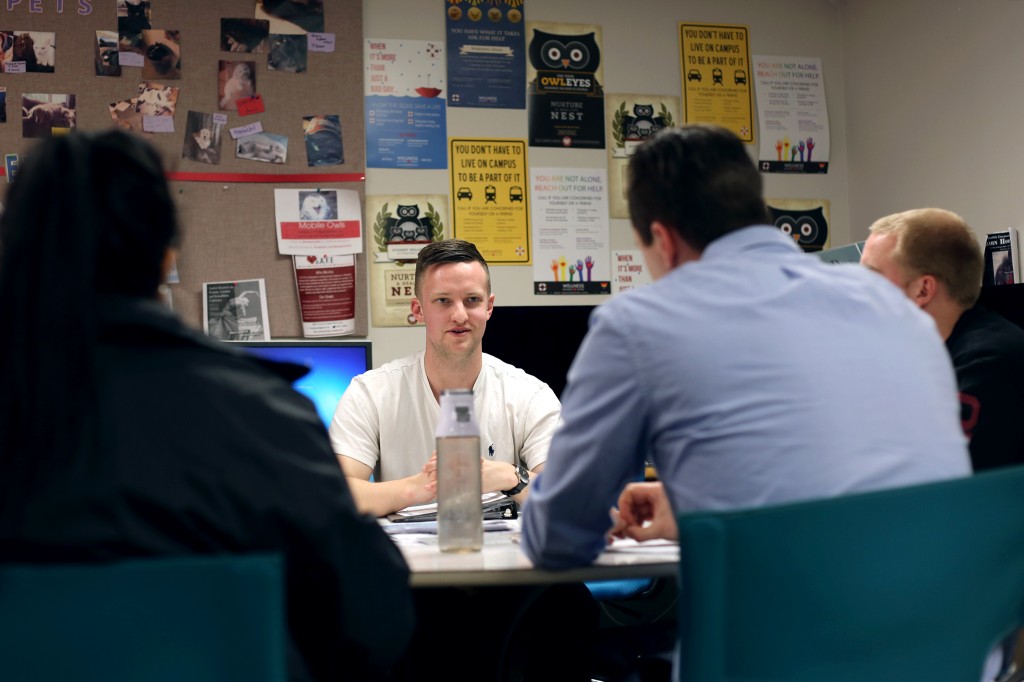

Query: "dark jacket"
left=946, top=303, right=1024, bottom=471
left=0, top=298, right=414, bottom=682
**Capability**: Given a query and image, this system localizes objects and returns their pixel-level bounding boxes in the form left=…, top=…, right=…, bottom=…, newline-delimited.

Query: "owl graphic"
left=622, top=103, right=668, bottom=139
left=528, top=29, right=602, bottom=94
left=387, top=204, right=432, bottom=243
left=769, top=205, right=829, bottom=252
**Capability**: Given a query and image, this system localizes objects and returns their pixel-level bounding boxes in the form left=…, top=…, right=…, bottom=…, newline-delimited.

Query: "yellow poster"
left=679, top=23, right=754, bottom=142
left=449, top=137, right=531, bottom=265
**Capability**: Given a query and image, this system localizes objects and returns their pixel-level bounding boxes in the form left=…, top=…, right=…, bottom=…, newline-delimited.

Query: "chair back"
left=675, top=466, right=1024, bottom=682
left=0, top=553, right=287, bottom=682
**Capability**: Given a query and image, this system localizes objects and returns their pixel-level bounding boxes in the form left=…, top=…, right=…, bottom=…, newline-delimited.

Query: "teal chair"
left=0, top=553, right=287, bottom=682
left=674, top=466, right=1024, bottom=682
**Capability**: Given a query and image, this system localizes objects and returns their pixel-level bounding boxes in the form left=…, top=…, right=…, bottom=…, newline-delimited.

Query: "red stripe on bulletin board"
left=165, top=171, right=365, bottom=183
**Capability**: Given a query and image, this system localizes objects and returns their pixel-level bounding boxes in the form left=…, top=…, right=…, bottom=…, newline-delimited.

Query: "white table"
left=386, top=520, right=679, bottom=588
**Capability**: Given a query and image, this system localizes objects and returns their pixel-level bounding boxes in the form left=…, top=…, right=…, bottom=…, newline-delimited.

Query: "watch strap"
left=500, top=464, right=529, bottom=496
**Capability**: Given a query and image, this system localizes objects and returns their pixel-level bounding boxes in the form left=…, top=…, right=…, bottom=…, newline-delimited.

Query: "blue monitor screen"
left=233, top=341, right=372, bottom=428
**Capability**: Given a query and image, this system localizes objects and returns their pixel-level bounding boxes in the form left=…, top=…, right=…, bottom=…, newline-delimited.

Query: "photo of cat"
left=255, top=0, right=325, bottom=35
left=221, top=18, right=269, bottom=53
left=117, top=0, right=151, bottom=52
left=218, top=60, right=256, bottom=111
left=141, top=29, right=181, bottom=80
left=267, top=33, right=307, bottom=73
left=0, top=31, right=55, bottom=73
left=94, top=30, right=121, bottom=77
left=135, top=82, right=179, bottom=117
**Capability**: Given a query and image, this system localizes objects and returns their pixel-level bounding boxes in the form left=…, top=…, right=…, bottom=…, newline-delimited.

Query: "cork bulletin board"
left=0, top=0, right=367, bottom=337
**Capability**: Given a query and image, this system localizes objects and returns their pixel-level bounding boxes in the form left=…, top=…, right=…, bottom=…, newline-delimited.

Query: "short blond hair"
left=868, top=208, right=983, bottom=308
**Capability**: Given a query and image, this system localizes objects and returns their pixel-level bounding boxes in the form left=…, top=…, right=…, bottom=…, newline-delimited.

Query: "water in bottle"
left=436, top=389, right=483, bottom=552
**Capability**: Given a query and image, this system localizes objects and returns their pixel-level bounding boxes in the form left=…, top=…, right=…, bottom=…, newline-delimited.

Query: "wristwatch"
left=500, top=464, right=530, bottom=496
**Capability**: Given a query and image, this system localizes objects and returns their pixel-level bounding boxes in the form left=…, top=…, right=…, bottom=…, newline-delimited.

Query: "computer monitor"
left=233, top=340, right=372, bottom=428
left=482, top=305, right=596, bottom=398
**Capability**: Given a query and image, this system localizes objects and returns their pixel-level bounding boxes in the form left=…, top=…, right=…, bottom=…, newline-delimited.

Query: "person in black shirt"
left=861, top=207, right=1024, bottom=471
left=0, top=131, right=414, bottom=682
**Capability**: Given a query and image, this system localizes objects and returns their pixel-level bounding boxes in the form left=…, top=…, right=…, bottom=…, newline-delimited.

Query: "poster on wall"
left=611, top=250, right=651, bottom=295
left=526, top=21, right=605, bottom=149
left=366, top=194, right=447, bottom=327
left=605, top=93, right=679, bottom=219
left=364, top=38, right=447, bottom=169
left=445, top=0, right=526, bottom=109
left=292, top=253, right=357, bottom=337
left=449, top=138, right=531, bottom=265
left=753, top=56, right=830, bottom=174
left=274, top=188, right=363, bottom=256
left=766, top=198, right=831, bottom=253
left=530, top=167, right=611, bottom=295
left=203, top=278, right=270, bottom=341
left=678, top=23, right=754, bottom=142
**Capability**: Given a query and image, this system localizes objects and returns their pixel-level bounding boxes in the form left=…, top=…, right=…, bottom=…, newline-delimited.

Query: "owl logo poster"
left=526, top=21, right=605, bottom=149
left=606, top=93, right=679, bottom=218
left=767, top=199, right=830, bottom=253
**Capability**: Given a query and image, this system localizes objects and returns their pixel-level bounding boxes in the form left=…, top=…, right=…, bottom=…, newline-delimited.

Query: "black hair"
left=626, top=124, right=768, bottom=250
left=0, top=130, right=178, bottom=515
left=414, top=238, right=490, bottom=298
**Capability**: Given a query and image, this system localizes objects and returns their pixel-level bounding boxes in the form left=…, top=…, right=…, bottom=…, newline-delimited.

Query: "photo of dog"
left=298, top=191, right=337, bottom=221
left=236, top=132, right=288, bottom=164
left=218, top=60, right=256, bottom=111
left=22, top=94, right=76, bottom=139
left=182, top=110, right=224, bottom=165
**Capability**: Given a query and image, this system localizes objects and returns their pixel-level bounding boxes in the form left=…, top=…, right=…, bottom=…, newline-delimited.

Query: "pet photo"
left=0, top=31, right=56, bottom=73
left=141, top=29, right=181, bottom=80
left=218, top=60, right=256, bottom=111
left=221, top=18, right=269, bottom=53
left=303, top=114, right=344, bottom=167
left=182, top=110, right=224, bottom=165
left=236, top=132, right=288, bottom=164
left=94, top=30, right=121, bottom=77
left=298, top=190, right=338, bottom=221
left=117, top=0, right=151, bottom=52
left=267, top=33, right=307, bottom=73
left=255, top=0, right=324, bottom=35
left=109, top=98, right=145, bottom=134
left=135, top=81, right=179, bottom=117
left=22, top=93, right=76, bottom=139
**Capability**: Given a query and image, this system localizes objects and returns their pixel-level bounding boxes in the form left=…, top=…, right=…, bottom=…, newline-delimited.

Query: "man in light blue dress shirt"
left=521, top=124, right=971, bottom=570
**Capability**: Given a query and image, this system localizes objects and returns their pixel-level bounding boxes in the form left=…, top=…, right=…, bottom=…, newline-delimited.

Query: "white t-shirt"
left=329, top=352, right=560, bottom=481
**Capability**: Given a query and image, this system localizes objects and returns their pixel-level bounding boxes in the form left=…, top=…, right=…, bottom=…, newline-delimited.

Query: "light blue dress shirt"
left=521, top=226, right=971, bottom=570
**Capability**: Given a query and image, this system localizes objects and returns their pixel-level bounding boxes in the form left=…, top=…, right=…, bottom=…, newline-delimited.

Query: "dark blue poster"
left=526, top=22, right=605, bottom=149
left=364, top=38, right=448, bottom=169
left=445, top=0, right=526, bottom=109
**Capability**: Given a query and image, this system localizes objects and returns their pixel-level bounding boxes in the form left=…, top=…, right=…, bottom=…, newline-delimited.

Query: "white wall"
left=842, top=0, right=1024, bottom=240
left=363, top=0, right=850, bottom=365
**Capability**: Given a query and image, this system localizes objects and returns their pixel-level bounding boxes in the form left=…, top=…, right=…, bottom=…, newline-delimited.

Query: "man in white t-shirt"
left=329, top=239, right=561, bottom=517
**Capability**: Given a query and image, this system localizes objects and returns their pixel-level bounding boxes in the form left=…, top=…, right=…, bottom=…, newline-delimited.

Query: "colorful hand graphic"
left=577, top=259, right=584, bottom=277
left=775, top=140, right=783, bottom=161
left=584, top=255, right=594, bottom=282
left=559, top=256, right=567, bottom=281
left=550, top=259, right=559, bottom=281
left=806, top=137, right=815, bottom=161
left=798, top=140, right=805, bottom=162
left=568, top=264, right=576, bottom=281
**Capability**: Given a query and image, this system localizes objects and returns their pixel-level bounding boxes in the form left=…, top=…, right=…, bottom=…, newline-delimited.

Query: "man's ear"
left=908, top=274, right=939, bottom=308
left=649, top=221, right=677, bottom=271
left=410, top=297, right=424, bottom=323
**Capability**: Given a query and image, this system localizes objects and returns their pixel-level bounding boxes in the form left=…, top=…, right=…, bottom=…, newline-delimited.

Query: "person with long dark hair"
left=0, top=131, right=414, bottom=682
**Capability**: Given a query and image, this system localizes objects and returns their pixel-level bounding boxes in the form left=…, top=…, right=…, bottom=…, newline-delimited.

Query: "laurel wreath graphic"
left=612, top=102, right=627, bottom=149
left=659, top=103, right=675, bottom=128
left=425, top=202, right=445, bottom=241
left=373, top=202, right=392, bottom=253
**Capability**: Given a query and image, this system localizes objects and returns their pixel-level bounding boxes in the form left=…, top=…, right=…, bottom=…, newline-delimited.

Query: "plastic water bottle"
left=436, top=388, right=482, bottom=552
